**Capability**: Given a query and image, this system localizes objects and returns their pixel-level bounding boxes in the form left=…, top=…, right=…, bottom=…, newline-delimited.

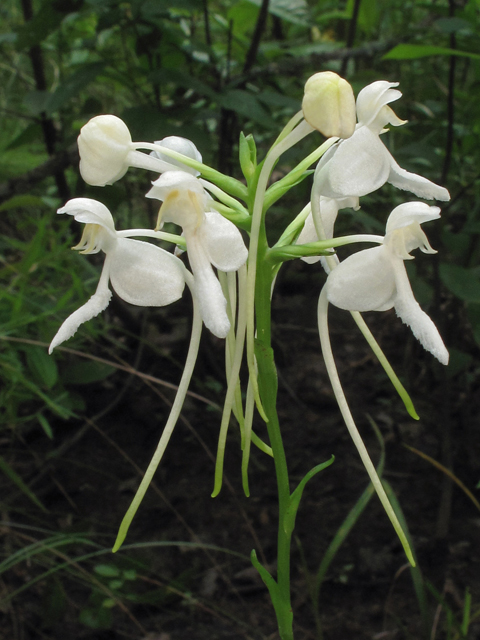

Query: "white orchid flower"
left=146, top=171, right=248, bottom=339
left=314, top=81, right=450, bottom=203
left=77, top=115, right=185, bottom=186
left=325, top=202, right=449, bottom=365
left=298, top=81, right=450, bottom=268
left=49, top=198, right=186, bottom=353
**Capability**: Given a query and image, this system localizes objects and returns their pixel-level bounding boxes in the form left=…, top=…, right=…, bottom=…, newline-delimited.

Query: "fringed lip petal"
left=388, top=157, right=451, bottom=201
left=109, top=239, right=186, bottom=306
left=391, top=258, right=449, bottom=364
left=198, top=211, right=248, bottom=272
left=49, top=261, right=113, bottom=354
left=326, top=246, right=396, bottom=312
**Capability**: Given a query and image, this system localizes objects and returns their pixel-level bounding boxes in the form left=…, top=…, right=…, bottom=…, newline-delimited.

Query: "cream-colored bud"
left=302, top=71, right=356, bottom=139
left=78, top=115, right=133, bottom=186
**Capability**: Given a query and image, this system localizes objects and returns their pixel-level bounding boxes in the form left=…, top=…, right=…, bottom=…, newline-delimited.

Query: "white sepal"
left=109, top=239, right=185, bottom=307
left=49, top=264, right=113, bottom=354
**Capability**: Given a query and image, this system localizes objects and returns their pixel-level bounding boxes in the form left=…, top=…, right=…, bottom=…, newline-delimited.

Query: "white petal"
left=388, top=156, right=450, bottom=201
left=185, top=234, right=230, bottom=338
left=318, top=127, right=391, bottom=199
left=147, top=170, right=204, bottom=202
left=198, top=211, right=248, bottom=272
left=391, top=258, right=449, bottom=364
left=49, top=278, right=112, bottom=353
left=356, top=81, right=402, bottom=130
left=57, top=198, right=116, bottom=231
left=109, top=238, right=185, bottom=306
left=326, top=246, right=396, bottom=312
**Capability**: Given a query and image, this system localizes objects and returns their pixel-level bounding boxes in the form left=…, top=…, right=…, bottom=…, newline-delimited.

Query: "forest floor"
left=2, top=258, right=480, bottom=640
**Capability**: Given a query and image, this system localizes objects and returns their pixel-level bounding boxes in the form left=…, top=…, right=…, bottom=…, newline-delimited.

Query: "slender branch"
left=243, top=0, right=270, bottom=73
left=203, top=0, right=212, bottom=47
left=340, top=0, right=362, bottom=77
left=20, top=0, right=70, bottom=201
left=441, top=0, right=457, bottom=184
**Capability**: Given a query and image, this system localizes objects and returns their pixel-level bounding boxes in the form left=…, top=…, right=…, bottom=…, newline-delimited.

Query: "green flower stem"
left=268, top=234, right=384, bottom=263
left=135, top=142, right=247, bottom=200
left=253, top=227, right=294, bottom=640
left=246, top=120, right=315, bottom=421
left=350, top=311, right=420, bottom=420
left=199, top=179, right=250, bottom=218
left=116, top=228, right=186, bottom=248
left=263, top=137, right=338, bottom=213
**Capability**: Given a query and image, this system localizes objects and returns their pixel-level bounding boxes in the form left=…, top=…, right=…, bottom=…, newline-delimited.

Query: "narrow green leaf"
left=250, top=549, right=278, bottom=594
left=0, top=454, right=48, bottom=512
left=384, top=44, right=480, bottom=60
left=284, top=456, right=335, bottom=537
left=37, top=414, right=54, bottom=440
left=382, top=480, right=431, bottom=635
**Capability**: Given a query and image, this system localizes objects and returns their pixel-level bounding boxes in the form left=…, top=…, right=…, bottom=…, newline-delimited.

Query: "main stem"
left=255, top=227, right=294, bottom=640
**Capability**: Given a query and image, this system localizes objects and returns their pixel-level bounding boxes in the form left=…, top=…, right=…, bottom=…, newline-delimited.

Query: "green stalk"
left=253, top=226, right=294, bottom=640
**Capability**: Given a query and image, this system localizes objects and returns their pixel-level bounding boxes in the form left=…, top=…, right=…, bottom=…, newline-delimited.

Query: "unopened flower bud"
left=302, top=71, right=356, bottom=139
left=78, top=115, right=133, bottom=186
left=150, top=136, right=202, bottom=176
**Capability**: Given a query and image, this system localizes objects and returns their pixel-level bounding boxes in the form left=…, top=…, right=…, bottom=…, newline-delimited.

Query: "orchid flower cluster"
left=50, top=72, right=449, bottom=599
